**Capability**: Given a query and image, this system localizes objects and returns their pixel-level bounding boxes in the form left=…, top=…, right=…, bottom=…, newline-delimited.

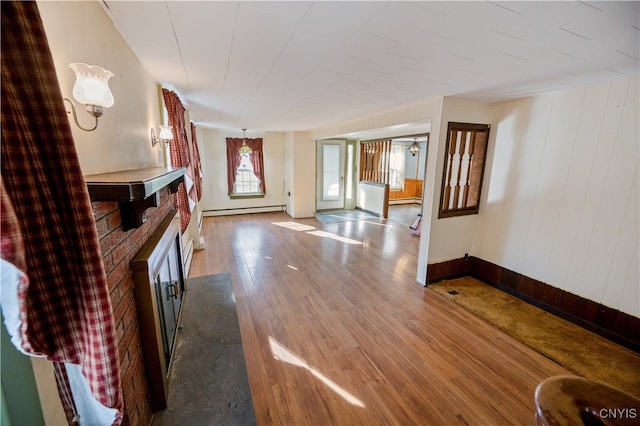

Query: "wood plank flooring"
left=387, top=204, right=422, bottom=227
left=189, top=212, right=569, bottom=425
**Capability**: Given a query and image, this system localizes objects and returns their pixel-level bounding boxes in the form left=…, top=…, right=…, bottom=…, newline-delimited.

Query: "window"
left=438, top=122, right=490, bottom=218
left=234, top=152, right=261, bottom=194
left=389, top=143, right=406, bottom=190
left=226, top=136, right=266, bottom=198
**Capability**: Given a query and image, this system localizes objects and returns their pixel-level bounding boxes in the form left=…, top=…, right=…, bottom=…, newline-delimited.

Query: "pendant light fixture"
left=239, top=128, right=252, bottom=155
left=408, top=138, right=421, bottom=156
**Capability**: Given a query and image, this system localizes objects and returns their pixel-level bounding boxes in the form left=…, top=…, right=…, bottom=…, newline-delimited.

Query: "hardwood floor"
left=387, top=204, right=422, bottom=227
left=189, top=212, right=569, bottom=425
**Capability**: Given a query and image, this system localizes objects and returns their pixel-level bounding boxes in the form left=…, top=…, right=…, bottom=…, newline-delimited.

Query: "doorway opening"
left=356, top=134, right=429, bottom=221
left=315, top=135, right=428, bottom=221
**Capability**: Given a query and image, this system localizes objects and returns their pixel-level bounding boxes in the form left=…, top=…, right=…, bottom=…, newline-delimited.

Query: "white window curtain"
left=389, top=143, right=406, bottom=189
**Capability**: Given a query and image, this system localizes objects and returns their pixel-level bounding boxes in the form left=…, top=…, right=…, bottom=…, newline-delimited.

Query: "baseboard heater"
left=389, top=198, right=422, bottom=205
left=202, top=205, right=286, bottom=217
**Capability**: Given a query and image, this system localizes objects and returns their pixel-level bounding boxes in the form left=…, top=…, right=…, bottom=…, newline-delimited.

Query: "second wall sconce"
left=151, top=125, right=174, bottom=148
left=64, top=62, right=114, bottom=132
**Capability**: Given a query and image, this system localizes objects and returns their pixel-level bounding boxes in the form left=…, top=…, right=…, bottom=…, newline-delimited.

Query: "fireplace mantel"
left=85, top=167, right=185, bottom=230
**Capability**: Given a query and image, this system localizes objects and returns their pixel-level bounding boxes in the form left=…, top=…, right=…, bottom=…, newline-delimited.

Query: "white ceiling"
left=100, top=1, right=639, bottom=133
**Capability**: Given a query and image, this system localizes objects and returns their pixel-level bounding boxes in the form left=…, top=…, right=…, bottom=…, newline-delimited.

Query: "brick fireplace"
left=92, top=186, right=175, bottom=425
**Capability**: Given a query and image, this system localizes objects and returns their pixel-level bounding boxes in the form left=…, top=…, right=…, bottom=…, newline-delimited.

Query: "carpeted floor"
left=152, top=273, right=256, bottom=426
left=429, top=276, right=640, bottom=400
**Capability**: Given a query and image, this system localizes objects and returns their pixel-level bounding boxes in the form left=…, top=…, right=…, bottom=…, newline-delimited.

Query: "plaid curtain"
left=162, top=89, right=195, bottom=232
left=1, top=1, right=122, bottom=424
left=226, top=138, right=244, bottom=195
left=190, top=122, right=203, bottom=201
left=246, top=138, right=266, bottom=193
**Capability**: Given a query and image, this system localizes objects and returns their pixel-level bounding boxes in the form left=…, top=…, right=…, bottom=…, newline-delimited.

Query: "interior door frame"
left=344, top=140, right=357, bottom=210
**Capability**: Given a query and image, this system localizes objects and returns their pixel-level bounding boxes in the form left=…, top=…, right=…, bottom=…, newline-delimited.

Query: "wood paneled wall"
left=477, top=77, right=638, bottom=316
left=390, top=178, right=423, bottom=200
left=360, top=140, right=391, bottom=184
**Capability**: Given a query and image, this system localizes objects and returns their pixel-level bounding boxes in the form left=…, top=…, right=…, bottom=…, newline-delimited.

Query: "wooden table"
left=535, top=375, right=640, bottom=426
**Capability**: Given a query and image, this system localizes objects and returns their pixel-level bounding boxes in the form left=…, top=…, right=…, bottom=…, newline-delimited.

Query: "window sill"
left=230, top=192, right=265, bottom=200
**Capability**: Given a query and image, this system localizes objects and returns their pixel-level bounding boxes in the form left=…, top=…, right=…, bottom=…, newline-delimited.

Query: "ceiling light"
left=239, top=128, right=252, bottom=155
left=408, top=138, right=421, bottom=156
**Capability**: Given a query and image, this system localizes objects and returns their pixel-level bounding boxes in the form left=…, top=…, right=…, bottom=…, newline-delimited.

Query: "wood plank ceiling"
left=100, top=1, right=639, bottom=132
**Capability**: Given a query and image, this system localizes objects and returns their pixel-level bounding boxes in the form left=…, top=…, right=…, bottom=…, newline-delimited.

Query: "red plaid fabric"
left=1, top=2, right=122, bottom=423
left=190, top=122, right=203, bottom=201
left=162, top=89, right=194, bottom=232
left=1, top=179, right=30, bottom=348
left=1, top=180, right=26, bottom=275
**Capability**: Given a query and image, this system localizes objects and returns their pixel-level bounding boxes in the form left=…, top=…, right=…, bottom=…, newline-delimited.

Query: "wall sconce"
left=64, top=63, right=114, bottom=132
left=408, top=138, right=421, bottom=156
left=151, top=125, right=174, bottom=148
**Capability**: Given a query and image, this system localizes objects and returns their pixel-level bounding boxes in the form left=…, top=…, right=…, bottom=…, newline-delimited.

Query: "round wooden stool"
left=535, top=375, right=640, bottom=426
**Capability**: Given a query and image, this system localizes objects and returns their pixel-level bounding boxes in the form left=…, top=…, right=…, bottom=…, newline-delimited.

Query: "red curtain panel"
left=162, top=89, right=195, bottom=233
left=190, top=122, right=203, bottom=201
left=0, top=1, right=123, bottom=423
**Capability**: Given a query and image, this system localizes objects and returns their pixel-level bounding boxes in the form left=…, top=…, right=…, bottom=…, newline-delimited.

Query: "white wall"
left=424, top=98, right=492, bottom=263
left=284, top=132, right=295, bottom=215
left=476, top=76, right=639, bottom=316
left=405, top=142, right=427, bottom=180
left=38, top=1, right=163, bottom=175
left=198, top=129, right=286, bottom=213
left=284, top=132, right=316, bottom=218
left=357, top=182, right=387, bottom=216
left=310, top=100, right=437, bottom=140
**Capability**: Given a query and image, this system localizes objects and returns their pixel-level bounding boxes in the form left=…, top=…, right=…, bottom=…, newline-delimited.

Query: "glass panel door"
left=323, top=144, right=340, bottom=200
left=316, top=140, right=345, bottom=210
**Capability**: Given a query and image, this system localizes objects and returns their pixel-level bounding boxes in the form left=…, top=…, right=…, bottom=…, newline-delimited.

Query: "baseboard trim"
left=426, top=256, right=639, bottom=352
left=426, top=256, right=472, bottom=283
left=183, top=237, right=194, bottom=277
left=354, top=206, right=382, bottom=217
left=202, top=205, right=285, bottom=216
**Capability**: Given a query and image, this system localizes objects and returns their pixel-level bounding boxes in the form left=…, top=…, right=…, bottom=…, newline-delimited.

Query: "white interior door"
left=316, top=140, right=345, bottom=210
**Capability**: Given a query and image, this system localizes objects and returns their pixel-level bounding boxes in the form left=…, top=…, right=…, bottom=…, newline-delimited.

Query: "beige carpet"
left=429, top=276, right=640, bottom=400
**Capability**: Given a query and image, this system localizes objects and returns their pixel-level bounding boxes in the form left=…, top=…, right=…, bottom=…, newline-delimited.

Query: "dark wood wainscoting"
left=426, top=256, right=639, bottom=352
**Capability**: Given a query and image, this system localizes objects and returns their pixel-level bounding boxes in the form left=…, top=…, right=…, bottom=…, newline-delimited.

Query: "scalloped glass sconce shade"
left=69, top=62, right=114, bottom=108
left=159, top=125, right=174, bottom=141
